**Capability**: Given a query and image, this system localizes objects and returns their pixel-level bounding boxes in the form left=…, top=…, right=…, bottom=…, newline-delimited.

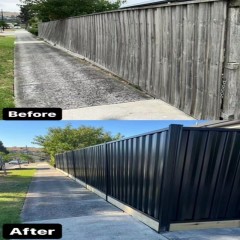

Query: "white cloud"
left=0, top=0, right=20, bottom=12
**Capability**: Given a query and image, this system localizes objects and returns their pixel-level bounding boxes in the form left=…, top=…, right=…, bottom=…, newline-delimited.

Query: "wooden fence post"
left=222, top=0, right=240, bottom=119
left=158, top=124, right=183, bottom=232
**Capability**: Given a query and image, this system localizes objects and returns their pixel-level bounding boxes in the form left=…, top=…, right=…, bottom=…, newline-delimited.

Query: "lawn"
left=0, top=168, right=36, bottom=240
left=0, top=36, right=15, bottom=120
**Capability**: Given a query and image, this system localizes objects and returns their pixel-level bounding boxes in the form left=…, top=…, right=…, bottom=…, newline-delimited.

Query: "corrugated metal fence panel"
left=55, top=125, right=240, bottom=231
left=55, top=154, right=60, bottom=168
left=62, top=152, right=68, bottom=173
left=85, top=144, right=107, bottom=193
left=66, top=151, right=75, bottom=177
left=107, top=130, right=169, bottom=220
left=169, top=128, right=240, bottom=223
left=73, top=149, right=86, bottom=182
left=39, top=1, right=229, bottom=119
left=60, top=154, right=64, bottom=171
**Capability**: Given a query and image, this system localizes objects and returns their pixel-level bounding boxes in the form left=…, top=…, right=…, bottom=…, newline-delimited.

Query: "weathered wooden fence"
left=39, top=0, right=240, bottom=120
left=56, top=125, right=240, bottom=232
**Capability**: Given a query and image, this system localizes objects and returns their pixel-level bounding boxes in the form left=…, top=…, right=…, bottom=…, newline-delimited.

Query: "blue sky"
left=0, top=120, right=206, bottom=147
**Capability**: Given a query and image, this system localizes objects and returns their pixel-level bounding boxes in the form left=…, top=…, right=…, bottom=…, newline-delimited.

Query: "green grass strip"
left=0, top=168, right=36, bottom=240
left=0, top=36, right=15, bottom=120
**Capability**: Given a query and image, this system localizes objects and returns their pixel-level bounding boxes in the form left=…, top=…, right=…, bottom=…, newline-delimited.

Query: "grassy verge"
left=0, top=36, right=15, bottom=120
left=0, top=168, right=36, bottom=240
left=28, top=27, right=38, bottom=36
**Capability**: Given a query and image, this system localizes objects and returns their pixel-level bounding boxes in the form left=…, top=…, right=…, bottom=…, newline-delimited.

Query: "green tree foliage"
left=0, top=152, right=32, bottom=162
left=18, top=4, right=34, bottom=26
left=0, top=141, right=9, bottom=154
left=0, top=21, right=9, bottom=29
left=20, top=0, right=124, bottom=22
left=33, top=125, right=123, bottom=165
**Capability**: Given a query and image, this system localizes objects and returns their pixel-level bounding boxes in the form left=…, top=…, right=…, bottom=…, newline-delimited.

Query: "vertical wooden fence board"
left=222, top=5, right=240, bottom=119
left=139, top=10, right=147, bottom=90
left=193, top=3, right=208, bottom=119
left=183, top=4, right=195, bottom=116
left=154, top=8, right=161, bottom=98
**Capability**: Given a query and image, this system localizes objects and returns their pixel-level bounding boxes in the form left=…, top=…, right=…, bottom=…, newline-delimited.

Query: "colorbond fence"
left=39, top=0, right=240, bottom=120
left=55, top=125, right=240, bottom=232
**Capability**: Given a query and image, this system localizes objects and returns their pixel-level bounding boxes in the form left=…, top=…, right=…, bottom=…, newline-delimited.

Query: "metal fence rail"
left=39, top=0, right=240, bottom=120
left=56, top=124, right=240, bottom=232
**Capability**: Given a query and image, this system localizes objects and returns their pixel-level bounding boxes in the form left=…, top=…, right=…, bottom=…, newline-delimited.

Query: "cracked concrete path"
left=14, top=30, right=150, bottom=109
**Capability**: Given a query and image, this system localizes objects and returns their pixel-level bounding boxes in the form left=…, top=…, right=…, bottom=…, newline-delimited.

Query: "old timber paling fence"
left=56, top=125, right=240, bottom=232
left=39, top=0, right=240, bottom=120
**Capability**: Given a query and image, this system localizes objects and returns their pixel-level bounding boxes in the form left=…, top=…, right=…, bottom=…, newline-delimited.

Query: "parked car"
left=20, top=160, right=28, bottom=164
left=8, top=160, right=19, bottom=164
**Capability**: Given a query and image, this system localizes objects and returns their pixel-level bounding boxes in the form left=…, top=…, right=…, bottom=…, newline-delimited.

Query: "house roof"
left=121, top=0, right=193, bottom=8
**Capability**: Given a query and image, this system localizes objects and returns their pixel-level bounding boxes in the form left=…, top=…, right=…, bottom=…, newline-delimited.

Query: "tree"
left=20, top=0, right=125, bottom=22
left=0, top=141, right=9, bottom=154
left=0, top=152, right=22, bottom=169
left=33, top=125, right=123, bottom=165
left=19, top=153, right=33, bottom=163
left=18, top=4, right=34, bottom=27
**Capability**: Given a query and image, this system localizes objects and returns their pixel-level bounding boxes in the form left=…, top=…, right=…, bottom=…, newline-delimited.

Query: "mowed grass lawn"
left=0, top=36, right=15, bottom=119
left=0, top=168, right=36, bottom=240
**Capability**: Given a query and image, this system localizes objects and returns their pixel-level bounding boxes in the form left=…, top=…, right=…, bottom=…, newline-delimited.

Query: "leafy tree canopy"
left=19, top=0, right=124, bottom=22
left=18, top=4, right=35, bottom=24
left=0, top=21, right=9, bottom=28
left=0, top=152, right=33, bottom=162
left=32, top=125, right=123, bottom=164
left=0, top=141, right=9, bottom=154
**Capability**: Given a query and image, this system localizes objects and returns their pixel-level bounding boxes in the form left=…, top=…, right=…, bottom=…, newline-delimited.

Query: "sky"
left=0, top=120, right=206, bottom=147
left=0, top=0, right=20, bottom=12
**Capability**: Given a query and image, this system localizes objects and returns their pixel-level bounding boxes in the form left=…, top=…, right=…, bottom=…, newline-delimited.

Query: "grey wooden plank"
left=193, top=3, right=209, bottom=119
left=154, top=8, right=161, bottom=98
left=119, top=11, right=125, bottom=78
left=222, top=6, right=240, bottom=119
left=183, top=4, right=195, bottom=116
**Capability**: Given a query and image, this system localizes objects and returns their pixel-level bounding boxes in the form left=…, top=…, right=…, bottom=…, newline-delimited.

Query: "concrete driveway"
left=21, top=163, right=240, bottom=240
left=21, top=163, right=166, bottom=240
left=14, top=30, right=150, bottom=109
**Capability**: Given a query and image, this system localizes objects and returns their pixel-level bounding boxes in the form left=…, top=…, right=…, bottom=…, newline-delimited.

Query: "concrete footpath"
left=21, top=163, right=240, bottom=240
left=14, top=30, right=194, bottom=120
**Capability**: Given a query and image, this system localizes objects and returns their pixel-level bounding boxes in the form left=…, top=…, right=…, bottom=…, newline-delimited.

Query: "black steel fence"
left=56, top=125, right=240, bottom=232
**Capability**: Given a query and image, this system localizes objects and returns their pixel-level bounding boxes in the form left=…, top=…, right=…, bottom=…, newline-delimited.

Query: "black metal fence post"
left=158, top=124, right=183, bottom=232
left=72, top=151, right=76, bottom=178
left=105, top=143, right=109, bottom=200
left=84, top=149, right=88, bottom=184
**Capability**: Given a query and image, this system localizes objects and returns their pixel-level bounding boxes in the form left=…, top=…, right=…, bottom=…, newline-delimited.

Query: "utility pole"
left=1, top=9, right=4, bottom=32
